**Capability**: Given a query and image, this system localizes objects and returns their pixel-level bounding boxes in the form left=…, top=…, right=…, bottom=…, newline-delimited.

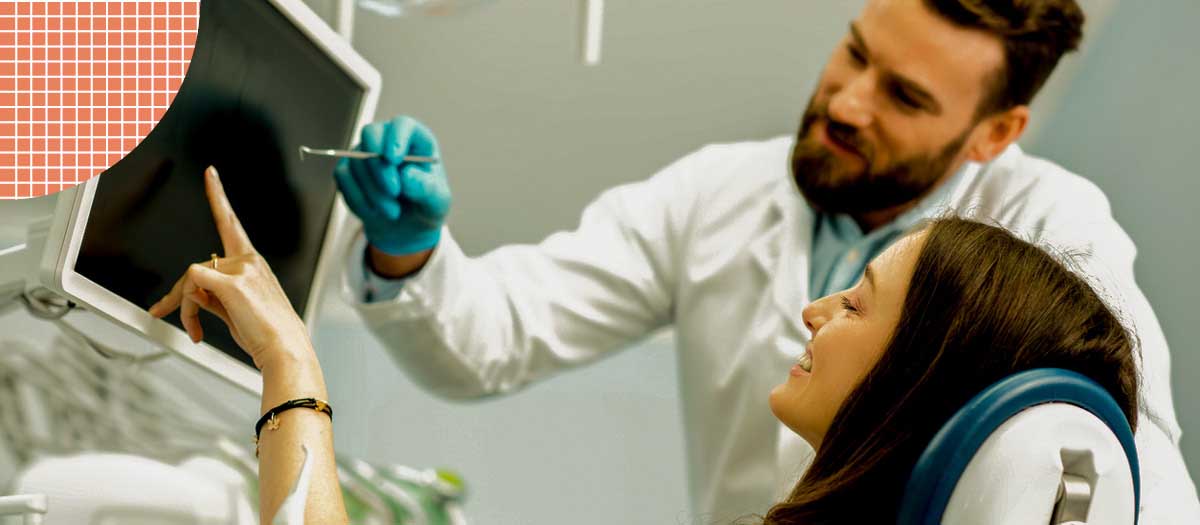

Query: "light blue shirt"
left=807, top=166, right=968, bottom=299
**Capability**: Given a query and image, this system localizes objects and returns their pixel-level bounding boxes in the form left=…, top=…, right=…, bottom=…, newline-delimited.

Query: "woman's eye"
left=840, top=296, right=859, bottom=313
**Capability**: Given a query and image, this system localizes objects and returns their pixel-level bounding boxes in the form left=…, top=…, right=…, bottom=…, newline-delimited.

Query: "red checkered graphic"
left=0, top=1, right=199, bottom=199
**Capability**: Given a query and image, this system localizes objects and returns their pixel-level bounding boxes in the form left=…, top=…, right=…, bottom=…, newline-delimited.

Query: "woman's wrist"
left=258, top=342, right=328, bottom=413
left=256, top=335, right=318, bottom=370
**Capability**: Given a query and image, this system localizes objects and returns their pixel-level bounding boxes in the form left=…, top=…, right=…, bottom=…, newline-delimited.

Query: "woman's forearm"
left=148, top=170, right=349, bottom=524
left=257, top=346, right=348, bottom=525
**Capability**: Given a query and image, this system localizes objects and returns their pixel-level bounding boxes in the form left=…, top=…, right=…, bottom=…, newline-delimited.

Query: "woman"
left=150, top=167, right=1137, bottom=524
left=762, top=214, right=1137, bottom=523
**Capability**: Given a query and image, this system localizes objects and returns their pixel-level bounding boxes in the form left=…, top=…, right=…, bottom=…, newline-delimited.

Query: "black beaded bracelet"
left=254, top=397, right=333, bottom=442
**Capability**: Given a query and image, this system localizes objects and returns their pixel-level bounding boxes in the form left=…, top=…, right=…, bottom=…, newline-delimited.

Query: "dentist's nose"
left=827, top=71, right=875, bottom=130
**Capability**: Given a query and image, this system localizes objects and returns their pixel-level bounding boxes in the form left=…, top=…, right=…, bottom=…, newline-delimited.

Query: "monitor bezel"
left=37, top=0, right=380, bottom=395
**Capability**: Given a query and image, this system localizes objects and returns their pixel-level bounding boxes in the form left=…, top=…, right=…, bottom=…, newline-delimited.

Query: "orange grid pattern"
left=0, top=1, right=199, bottom=199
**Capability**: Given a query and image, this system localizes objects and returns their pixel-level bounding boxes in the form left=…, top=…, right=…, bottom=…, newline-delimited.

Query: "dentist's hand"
left=148, top=166, right=313, bottom=371
left=335, top=116, right=451, bottom=275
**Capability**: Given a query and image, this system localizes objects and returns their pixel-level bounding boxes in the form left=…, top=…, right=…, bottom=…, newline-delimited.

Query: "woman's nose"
left=801, top=297, right=831, bottom=337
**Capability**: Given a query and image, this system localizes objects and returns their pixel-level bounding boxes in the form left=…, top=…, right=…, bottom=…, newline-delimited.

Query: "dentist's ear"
left=966, top=105, right=1029, bottom=163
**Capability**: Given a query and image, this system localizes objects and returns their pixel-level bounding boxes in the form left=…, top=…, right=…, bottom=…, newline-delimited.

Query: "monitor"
left=32, top=0, right=380, bottom=393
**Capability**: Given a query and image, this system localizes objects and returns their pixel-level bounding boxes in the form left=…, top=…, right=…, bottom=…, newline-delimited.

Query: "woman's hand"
left=147, top=166, right=311, bottom=370
left=147, top=166, right=346, bottom=524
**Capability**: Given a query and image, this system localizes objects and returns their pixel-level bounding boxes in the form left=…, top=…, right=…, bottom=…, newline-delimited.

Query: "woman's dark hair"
left=762, top=217, right=1139, bottom=524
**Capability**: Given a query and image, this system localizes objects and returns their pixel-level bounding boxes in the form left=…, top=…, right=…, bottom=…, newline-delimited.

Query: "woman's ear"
left=966, top=106, right=1029, bottom=163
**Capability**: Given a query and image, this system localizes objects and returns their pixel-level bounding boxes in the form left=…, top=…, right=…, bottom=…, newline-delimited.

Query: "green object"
left=433, top=469, right=466, bottom=500
left=338, top=456, right=469, bottom=524
left=340, top=478, right=378, bottom=524
left=375, top=465, right=468, bottom=524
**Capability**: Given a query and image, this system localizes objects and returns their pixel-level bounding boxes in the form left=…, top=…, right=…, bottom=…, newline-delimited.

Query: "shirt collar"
left=818, top=159, right=979, bottom=242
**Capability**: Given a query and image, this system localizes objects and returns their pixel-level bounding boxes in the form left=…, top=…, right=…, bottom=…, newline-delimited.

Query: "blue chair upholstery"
left=897, top=368, right=1139, bottom=525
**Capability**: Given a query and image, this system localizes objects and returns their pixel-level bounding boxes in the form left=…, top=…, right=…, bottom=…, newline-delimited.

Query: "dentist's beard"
left=790, top=102, right=967, bottom=215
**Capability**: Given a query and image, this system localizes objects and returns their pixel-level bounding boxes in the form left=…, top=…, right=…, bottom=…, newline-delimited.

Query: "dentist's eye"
left=892, top=85, right=922, bottom=110
left=841, top=296, right=859, bottom=313
left=846, top=44, right=866, bottom=67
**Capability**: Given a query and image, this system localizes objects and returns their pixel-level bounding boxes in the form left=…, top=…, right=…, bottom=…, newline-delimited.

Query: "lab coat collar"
left=748, top=148, right=989, bottom=339
left=750, top=176, right=821, bottom=495
left=749, top=176, right=815, bottom=338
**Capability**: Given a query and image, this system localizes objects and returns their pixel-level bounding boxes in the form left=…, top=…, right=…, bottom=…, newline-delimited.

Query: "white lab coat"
left=341, top=137, right=1200, bottom=522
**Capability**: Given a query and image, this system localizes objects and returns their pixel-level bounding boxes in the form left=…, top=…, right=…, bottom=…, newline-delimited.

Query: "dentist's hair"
left=924, top=0, right=1086, bottom=116
left=760, top=217, right=1139, bottom=524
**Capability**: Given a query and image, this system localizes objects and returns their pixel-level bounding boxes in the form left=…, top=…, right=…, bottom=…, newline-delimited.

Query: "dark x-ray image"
left=76, top=0, right=366, bottom=368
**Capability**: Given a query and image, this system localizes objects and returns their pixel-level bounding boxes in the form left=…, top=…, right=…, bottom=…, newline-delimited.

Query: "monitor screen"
left=75, top=1, right=364, bottom=368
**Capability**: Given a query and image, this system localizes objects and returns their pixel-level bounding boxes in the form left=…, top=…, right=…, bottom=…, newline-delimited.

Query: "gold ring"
left=210, top=253, right=219, bottom=270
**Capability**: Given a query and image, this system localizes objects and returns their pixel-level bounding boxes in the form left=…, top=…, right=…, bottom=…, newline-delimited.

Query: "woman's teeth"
left=797, top=347, right=812, bottom=372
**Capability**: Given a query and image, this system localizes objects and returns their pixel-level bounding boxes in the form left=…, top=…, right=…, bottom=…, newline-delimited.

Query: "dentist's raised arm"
left=335, top=114, right=684, bottom=401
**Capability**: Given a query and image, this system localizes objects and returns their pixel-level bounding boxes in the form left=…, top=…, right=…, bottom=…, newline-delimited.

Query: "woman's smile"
left=792, top=345, right=814, bottom=377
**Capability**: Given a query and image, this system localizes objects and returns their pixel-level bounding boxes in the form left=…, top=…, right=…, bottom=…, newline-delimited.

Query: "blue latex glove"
left=334, top=116, right=452, bottom=255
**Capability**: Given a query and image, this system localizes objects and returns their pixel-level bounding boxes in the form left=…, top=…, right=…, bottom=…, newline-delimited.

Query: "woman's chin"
left=769, top=382, right=806, bottom=430
left=769, top=381, right=827, bottom=449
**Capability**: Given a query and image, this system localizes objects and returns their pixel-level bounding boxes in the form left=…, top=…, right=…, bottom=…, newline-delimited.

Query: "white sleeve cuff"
left=358, top=246, right=410, bottom=304
left=341, top=234, right=407, bottom=304
left=339, top=226, right=456, bottom=314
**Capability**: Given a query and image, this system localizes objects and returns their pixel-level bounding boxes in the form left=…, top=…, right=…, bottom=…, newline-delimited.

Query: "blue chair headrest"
left=896, top=368, right=1139, bottom=525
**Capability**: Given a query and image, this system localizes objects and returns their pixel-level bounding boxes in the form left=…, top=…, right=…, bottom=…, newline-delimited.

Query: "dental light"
left=343, top=0, right=605, bottom=65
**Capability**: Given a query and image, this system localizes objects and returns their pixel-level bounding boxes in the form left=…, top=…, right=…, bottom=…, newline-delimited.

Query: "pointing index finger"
left=204, top=166, right=256, bottom=256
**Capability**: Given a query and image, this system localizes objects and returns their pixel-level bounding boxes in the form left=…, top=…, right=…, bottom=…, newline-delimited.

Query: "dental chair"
left=898, top=368, right=1139, bottom=525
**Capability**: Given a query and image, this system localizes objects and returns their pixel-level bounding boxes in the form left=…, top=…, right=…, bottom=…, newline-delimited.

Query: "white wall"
left=1024, top=0, right=1200, bottom=487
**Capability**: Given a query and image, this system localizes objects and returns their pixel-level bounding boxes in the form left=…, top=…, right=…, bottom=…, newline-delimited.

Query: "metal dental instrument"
left=298, top=145, right=440, bottom=163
